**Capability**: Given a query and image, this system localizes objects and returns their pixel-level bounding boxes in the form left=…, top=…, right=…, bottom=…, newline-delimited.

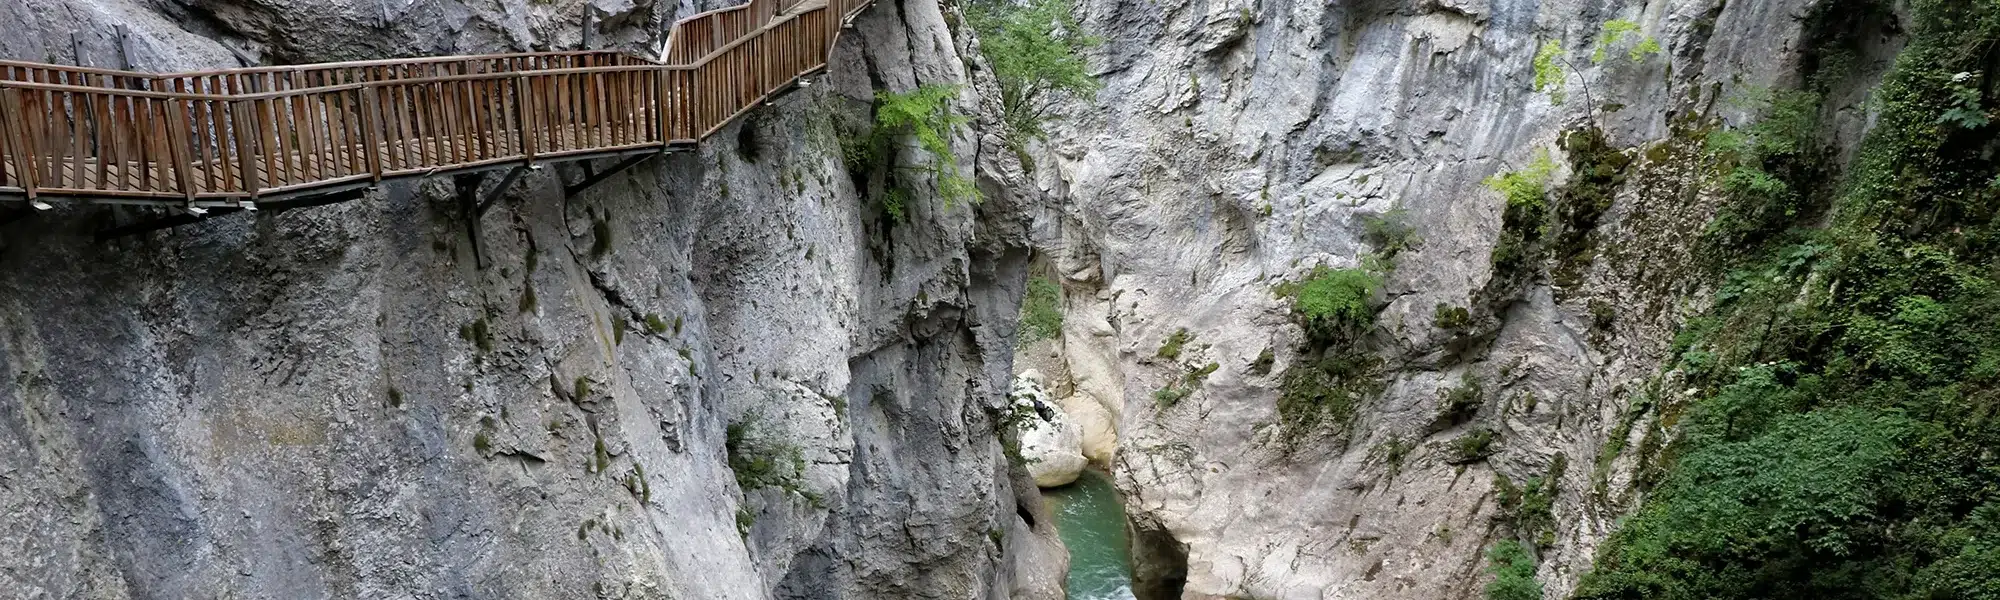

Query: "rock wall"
left=0, top=0, right=1068, bottom=598
left=1027, top=0, right=1896, bottom=597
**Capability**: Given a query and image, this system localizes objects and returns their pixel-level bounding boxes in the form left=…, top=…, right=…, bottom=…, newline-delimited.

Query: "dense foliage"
left=1019, top=276, right=1064, bottom=342
left=873, top=84, right=980, bottom=211
left=1488, top=540, right=1546, bottom=600
left=965, top=0, right=1100, bottom=141
left=1577, top=0, right=2000, bottom=597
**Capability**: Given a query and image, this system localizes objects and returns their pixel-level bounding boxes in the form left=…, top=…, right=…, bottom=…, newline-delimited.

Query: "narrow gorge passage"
left=1045, top=469, right=1135, bottom=600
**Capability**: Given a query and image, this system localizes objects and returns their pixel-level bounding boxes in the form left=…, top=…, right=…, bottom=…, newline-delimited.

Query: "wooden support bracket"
left=476, top=165, right=529, bottom=218
left=563, top=154, right=654, bottom=198
left=455, top=172, right=491, bottom=269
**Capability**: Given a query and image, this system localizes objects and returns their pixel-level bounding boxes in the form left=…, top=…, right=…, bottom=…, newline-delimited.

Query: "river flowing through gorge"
left=1044, top=470, right=1136, bottom=600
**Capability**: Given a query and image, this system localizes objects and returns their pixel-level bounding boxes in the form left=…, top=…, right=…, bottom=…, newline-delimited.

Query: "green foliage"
left=1435, top=375, right=1484, bottom=427
left=1279, top=267, right=1383, bottom=343
left=725, top=414, right=816, bottom=505
left=1155, top=361, right=1220, bottom=409
left=1444, top=428, right=1497, bottom=464
left=1374, top=437, right=1415, bottom=474
left=1938, top=71, right=1992, bottom=128
left=1250, top=347, right=1276, bottom=375
left=966, top=0, right=1101, bottom=141
left=1549, top=128, right=1634, bottom=289
left=1156, top=328, right=1193, bottom=360
left=645, top=313, right=669, bottom=334
left=1496, top=455, right=1568, bottom=548
left=874, top=84, right=980, bottom=208
left=1434, top=303, right=1473, bottom=330
left=1019, top=276, right=1064, bottom=342
left=1592, top=20, right=1662, bottom=64
left=1532, top=40, right=1567, bottom=104
left=1484, top=151, right=1558, bottom=277
left=1578, top=1, right=2000, bottom=596
left=1276, top=349, right=1383, bottom=441
left=1485, top=151, right=1558, bottom=210
left=1361, top=207, right=1419, bottom=258
left=735, top=508, right=755, bottom=538
left=1487, top=541, right=1545, bottom=600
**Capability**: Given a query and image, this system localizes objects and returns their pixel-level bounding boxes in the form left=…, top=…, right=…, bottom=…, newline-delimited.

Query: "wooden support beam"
left=95, top=207, right=243, bottom=241
left=476, top=165, right=529, bottom=218
left=563, top=154, right=653, bottom=198
left=454, top=172, right=490, bottom=269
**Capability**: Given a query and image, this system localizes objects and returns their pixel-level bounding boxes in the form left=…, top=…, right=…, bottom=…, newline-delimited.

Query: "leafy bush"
left=1276, top=349, right=1382, bottom=440
left=1435, top=375, right=1484, bottom=427
left=1532, top=41, right=1567, bottom=103
left=1019, top=276, right=1064, bottom=342
left=725, top=415, right=814, bottom=504
left=1280, top=267, right=1383, bottom=343
left=1156, top=328, right=1193, bottom=360
left=1434, top=303, right=1473, bottom=330
left=1484, top=151, right=1558, bottom=278
left=1591, top=20, right=1662, bottom=64
left=966, top=0, right=1101, bottom=141
left=874, top=84, right=980, bottom=207
left=1444, top=428, right=1498, bottom=464
left=1361, top=207, right=1419, bottom=258
left=1487, top=540, right=1544, bottom=600
left=1577, top=1, right=2000, bottom=596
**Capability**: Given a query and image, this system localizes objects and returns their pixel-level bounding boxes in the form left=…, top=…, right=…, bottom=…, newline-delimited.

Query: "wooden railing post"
left=359, top=85, right=385, bottom=182
left=514, top=74, right=537, bottom=163
left=655, top=68, right=671, bottom=146
left=0, top=88, right=41, bottom=199
left=166, top=97, right=198, bottom=199
left=230, top=99, right=263, bottom=195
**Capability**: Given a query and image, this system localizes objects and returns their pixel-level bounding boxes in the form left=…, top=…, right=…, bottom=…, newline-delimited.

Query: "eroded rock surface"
left=0, top=0, right=1068, bottom=598
left=1023, top=0, right=1899, bottom=597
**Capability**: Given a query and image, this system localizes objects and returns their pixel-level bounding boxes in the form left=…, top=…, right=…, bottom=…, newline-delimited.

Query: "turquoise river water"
left=1043, top=469, right=1137, bottom=600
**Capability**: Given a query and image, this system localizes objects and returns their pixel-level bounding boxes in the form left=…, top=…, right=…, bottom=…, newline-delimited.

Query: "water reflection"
left=1043, top=469, right=1137, bottom=600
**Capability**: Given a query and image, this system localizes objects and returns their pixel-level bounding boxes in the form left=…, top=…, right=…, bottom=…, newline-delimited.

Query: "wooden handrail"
left=0, top=0, right=865, bottom=204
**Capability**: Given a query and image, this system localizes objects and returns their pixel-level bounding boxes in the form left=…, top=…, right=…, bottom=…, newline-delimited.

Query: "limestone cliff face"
left=1028, top=0, right=1895, bottom=596
left=0, top=0, right=1067, bottom=598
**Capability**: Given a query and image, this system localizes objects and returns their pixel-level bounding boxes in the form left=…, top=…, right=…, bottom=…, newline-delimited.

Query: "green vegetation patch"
left=1576, top=0, right=2000, bottom=596
left=965, top=0, right=1100, bottom=142
left=1019, top=276, right=1064, bottom=342
left=1487, top=540, right=1545, bottom=600
left=1277, top=266, right=1384, bottom=343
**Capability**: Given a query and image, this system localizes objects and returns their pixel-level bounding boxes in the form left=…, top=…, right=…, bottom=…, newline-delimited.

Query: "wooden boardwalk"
left=0, top=0, right=868, bottom=210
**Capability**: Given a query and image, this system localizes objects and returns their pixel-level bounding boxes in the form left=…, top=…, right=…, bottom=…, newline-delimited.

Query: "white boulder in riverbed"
left=1012, top=371, right=1087, bottom=488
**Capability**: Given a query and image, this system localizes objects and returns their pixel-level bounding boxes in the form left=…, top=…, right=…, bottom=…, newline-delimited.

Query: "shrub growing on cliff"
left=966, top=0, right=1101, bottom=141
left=1019, top=276, right=1064, bottom=342
left=1279, top=267, right=1383, bottom=342
left=1487, top=540, right=1544, bottom=600
left=1591, top=20, right=1661, bottom=64
left=874, top=84, right=980, bottom=208
left=1483, top=151, right=1557, bottom=278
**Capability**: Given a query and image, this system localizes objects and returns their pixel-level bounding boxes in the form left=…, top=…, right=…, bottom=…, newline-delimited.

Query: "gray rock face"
left=1025, top=0, right=1894, bottom=596
left=0, top=0, right=1068, bottom=598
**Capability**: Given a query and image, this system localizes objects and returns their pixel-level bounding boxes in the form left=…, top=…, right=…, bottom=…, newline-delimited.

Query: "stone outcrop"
left=0, top=0, right=1068, bottom=598
left=1012, top=371, right=1087, bottom=488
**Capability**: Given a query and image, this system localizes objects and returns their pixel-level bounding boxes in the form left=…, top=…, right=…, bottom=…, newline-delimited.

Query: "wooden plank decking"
left=0, top=0, right=868, bottom=207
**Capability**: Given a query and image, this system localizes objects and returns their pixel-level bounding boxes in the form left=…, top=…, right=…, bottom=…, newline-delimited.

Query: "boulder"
left=1013, top=371, right=1087, bottom=488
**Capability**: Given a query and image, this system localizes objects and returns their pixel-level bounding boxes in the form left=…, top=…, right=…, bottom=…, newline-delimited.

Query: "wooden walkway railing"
left=0, top=0, right=867, bottom=208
